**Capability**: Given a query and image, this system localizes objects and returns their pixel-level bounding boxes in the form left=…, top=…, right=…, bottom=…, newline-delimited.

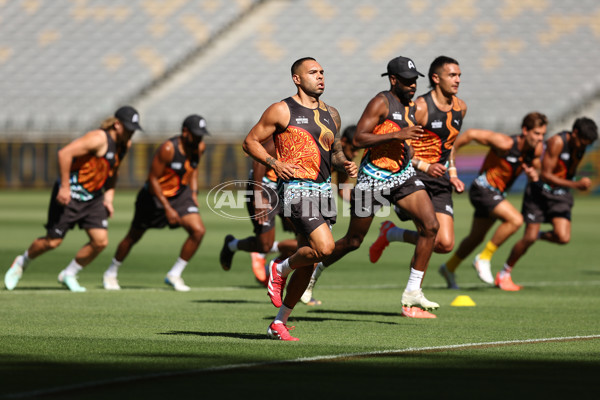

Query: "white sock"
left=168, top=257, right=188, bottom=277
left=406, top=268, right=424, bottom=292
left=274, top=305, right=293, bottom=325
left=63, top=259, right=83, bottom=276
left=228, top=239, right=239, bottom=252
left=20, top=250, right=31, bottom=269
left=387, top=227, right=406, bottom=242
left=277, top=258, right=292, bottom=278
left=104, top=258, right=122, bottom=278
left=501, top=263, right=513, bottom=277
left=269, top=241, right=279, bottom=254
left=312, top=262, right=325, bottom=280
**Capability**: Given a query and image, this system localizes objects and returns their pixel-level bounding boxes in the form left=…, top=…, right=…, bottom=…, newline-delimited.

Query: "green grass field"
left=1, top=189, right=599, bottom=399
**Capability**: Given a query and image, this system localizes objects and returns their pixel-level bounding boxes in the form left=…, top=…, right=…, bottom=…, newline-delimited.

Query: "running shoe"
left=58, top=270, right=87, bottom=292
left=267, top=259, right=287, bottom=308
left=369, top=220, right=396, bottom=263
left=438, top=264, right=459, bottom=289
left=103, top=274, right=121, bottom=290
left=219, top=234, right=235, bottom=271
left=401, top=288, right=439, bottom=310
left=401, top=306, right=437, bottom=318
left=267, top=322, right=299, bottom=341
left=165, top=274, right=191, bottom=292
left=4, top=256, right=24, bottom=290
left=251, top=252, right=267, bottom=285
left=473, top=254, right=494, bottom=284
left=495, top=272, right=522, bottom=291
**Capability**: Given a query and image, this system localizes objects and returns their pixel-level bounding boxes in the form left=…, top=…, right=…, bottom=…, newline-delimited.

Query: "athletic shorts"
left=131, top=186, right=198, bottom=230
left=45, top=182, right=108, bottom=238
left=469, top=179, right=506, bottom=219
left=522, top=181, right=573, bottom=223
left=279, top=192, right=335, bottom=237
left=246, top=182, right=294, bottom=234
left=351, top=173, right=426, bottom=218
left=394, top=170, right=454, bottom=221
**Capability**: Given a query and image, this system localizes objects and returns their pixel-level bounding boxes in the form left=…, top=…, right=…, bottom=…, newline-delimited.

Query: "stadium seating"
left=0, top=0, right=599, bottom=137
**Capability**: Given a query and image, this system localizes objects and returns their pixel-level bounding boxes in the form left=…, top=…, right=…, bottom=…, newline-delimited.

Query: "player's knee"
left=45, top=237, right=63, bottom=250
left=314, top=240, right=335, bottom=259
left=190, top=226, right=206, bottom=242
left=555, top=232, right=570, bottom=245
left=345, top=235, right=364, bottom=252
left=434, top=239, right=454, bottom=254
left=91, top=238, right=109, bottom=252
left=422, top=218, right=439, bottom=239
left=511, top=214, right=524, bottom=230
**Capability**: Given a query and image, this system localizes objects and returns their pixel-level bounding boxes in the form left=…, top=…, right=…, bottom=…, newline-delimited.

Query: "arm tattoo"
left=331, top=136, right=348, bottom=172
left=266, top=157, right=277, bottom=168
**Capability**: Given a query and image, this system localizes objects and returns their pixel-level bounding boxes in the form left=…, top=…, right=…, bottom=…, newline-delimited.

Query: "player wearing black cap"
left=4, top=106, right=142, bottom=292
left=101, top=114, right=209, bottom=292
left=369, top=56, right=468, bottom=282
left=301, top=56, right=441, bottom=318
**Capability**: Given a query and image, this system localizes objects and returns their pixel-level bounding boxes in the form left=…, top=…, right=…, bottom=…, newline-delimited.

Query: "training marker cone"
left=451, top=295, right=476, bottom=307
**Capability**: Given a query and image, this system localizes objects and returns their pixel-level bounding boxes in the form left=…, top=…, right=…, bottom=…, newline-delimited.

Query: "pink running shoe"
left=369, top=220, right=396, bottom=263
left=401, top=306, right=437, bottom=319
left=251, top=252, right=267, bottom=285
left=267, top=322, right=299, bottom=341
left=267, top=259, right=287, bottom=308
left=495, top=272, right=522, bottom=291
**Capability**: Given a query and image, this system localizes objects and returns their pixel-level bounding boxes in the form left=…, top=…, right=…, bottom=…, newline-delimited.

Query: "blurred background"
left=1, top=0, right=599, bottom=191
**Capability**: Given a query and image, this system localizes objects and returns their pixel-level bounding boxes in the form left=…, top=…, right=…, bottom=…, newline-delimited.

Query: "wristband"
left=448, top=166, right=458, bottom=178
left=416, top=159, right=430, bottom=173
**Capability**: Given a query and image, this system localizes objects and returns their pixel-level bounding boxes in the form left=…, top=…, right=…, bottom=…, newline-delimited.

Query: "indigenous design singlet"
left=412, top=91, right=462, bottom=166
left=274, top=97, right=336, bottom=184
left=476, top=135, right=535, bottom=194
left=157, top=136, right=199, bottom=198
left=274, top=97, right=337, bottom=204
left=69, top=130, right=124, bottom=202
left=356, top=91, right=417, bottom=191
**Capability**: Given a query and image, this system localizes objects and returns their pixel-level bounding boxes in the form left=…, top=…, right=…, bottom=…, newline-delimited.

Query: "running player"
left=219, top=137, right=297, bottom=286
left=102, top=114, right=208, bottom=291
left=499, top=117, right=598, bottom=290
left=301, top=56, right=440, bottom=318
left=369, top=56, right=467, bottom=264
left=439, top=112, right=547, bottom=289
left=4, top=106, right=142, bottom=292
left=243, top=57, right=357, bottom=341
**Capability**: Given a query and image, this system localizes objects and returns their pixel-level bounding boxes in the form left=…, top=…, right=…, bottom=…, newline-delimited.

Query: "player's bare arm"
left=56, top=129, right=108, bottom=206
left=454, top=129, right=513, bottom=153
left=243, top=102, right=298, bottom=180
left=148, top=140, right=180, bottom=225
left=353, top=94, right=423, bottom=149
left=541, top=135, right=589, bottom=190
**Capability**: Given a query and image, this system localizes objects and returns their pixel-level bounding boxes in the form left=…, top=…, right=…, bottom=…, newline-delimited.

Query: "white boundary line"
left=3, top=334, right=600, bottom=399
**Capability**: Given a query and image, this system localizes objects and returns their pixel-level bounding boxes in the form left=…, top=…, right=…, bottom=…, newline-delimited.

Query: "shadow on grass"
left=158, top=331, right=267, bottom=340
left=191, top=299, right=264, bottom=304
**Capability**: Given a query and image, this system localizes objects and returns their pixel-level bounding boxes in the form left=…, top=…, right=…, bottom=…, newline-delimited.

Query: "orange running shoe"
left=251, top=252, right=267, bottom=285
left=369, top=220, right=396, bottom=263
left=267, top=322, right=299, bottom=341
left=401, top=306, right=437, bottom=319
left=495, top=272, right=522, bottom=291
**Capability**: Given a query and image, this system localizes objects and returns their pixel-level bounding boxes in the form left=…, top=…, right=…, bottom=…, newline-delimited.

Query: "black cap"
left=115, top=106, right=142, bottom=132
left=381, top=56, right=424, bottom=79
left=182, top=114, right=210, bottom=137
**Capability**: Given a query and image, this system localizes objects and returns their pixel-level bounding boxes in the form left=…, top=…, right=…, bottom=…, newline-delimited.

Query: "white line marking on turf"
left=2, top=334, right=600, bottom=399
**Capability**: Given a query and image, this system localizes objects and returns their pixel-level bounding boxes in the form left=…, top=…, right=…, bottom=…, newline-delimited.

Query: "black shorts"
left=131, top=186, right=198, bottom=230
left=281, top=194, right=336, bottom=237
left=394, top=171, right=454, bottom=221
left=522, top=182, right=573, bottom=223
left=469, top=179, right=506, bottom=218
left=351, top=173, right=426, bottom=218
left=45, top=182, right=108, bottom=238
